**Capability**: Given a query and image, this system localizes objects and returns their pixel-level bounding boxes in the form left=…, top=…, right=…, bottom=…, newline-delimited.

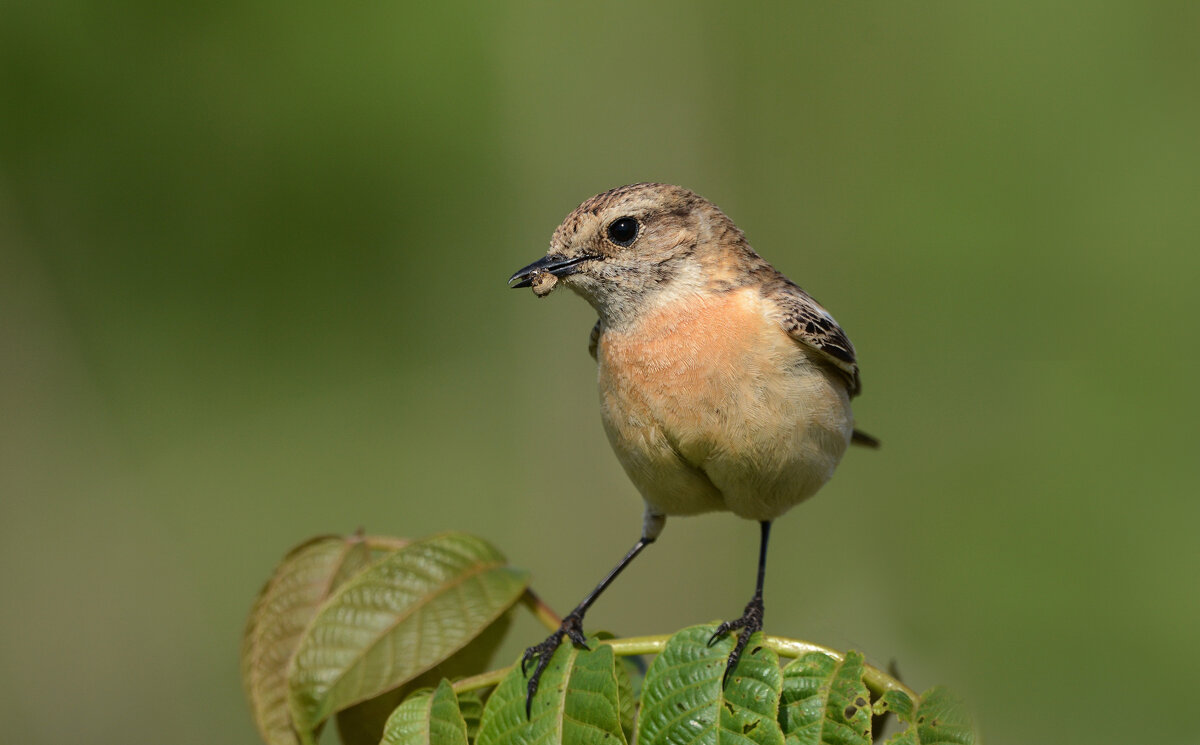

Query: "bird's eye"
left=606, top=217, right=639, bottom=246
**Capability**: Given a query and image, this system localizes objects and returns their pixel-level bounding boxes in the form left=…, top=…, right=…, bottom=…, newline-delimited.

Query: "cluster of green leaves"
left=242, top=532, right=978, bottom=745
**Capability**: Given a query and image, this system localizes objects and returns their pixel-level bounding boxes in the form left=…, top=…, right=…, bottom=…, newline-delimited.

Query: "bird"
left=508, top=183, right=877, bottom=716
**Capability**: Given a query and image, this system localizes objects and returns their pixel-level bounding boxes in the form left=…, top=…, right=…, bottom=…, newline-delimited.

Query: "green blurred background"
left=2, top=1, right=1197, bottom=743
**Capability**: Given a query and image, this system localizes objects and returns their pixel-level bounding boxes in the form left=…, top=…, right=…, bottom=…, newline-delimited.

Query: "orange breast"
left=598, top=289, right=775, bottom=438
left=595, top=286, right=853, bottom=519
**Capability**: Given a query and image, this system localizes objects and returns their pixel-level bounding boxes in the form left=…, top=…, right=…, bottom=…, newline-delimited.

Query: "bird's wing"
left=588, top=319, right=601, bottom=361
left=771, top=282, right=862, bottom=397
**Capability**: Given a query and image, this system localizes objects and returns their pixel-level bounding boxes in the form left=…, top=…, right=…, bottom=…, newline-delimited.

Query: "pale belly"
left=596, top=290, right=853, bottom=521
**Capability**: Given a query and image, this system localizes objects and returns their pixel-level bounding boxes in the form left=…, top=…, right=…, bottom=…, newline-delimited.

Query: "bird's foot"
left=708, top=592, right=764, bottom=686
left=521, top=610, right=589, bottom=717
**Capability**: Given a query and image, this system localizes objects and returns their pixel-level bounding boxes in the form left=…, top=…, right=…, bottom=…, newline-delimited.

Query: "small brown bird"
left=509, top=183, right=876, bottom=715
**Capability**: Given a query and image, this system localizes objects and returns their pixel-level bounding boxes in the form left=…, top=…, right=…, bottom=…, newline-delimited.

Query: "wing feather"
left=770, top=282, right=862, bottom=397
left=588, top=319, right=601, bottom=360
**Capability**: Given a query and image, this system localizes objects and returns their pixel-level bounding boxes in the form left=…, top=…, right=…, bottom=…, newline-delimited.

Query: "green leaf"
left=241, top=534, right=373, bottom=745
left=380, top=679, right=470, bottom=745
left=475, top=637, right=627, bottom=745
left=456, top=690, right=484, bottom=742
left=872, top=688, right=914, bottom=743
left=366, top=535, right=411, bottom=563
left=880, top=687, right=976, bottom=745
left=615, top=652, right=637, bottom=740
left=635, top=625, right=784, bottom=745
left=287, top=532, right=530, bottom=734
left=594, top=629, right=641, bottom=740
left=778, top=650, right=872, bottom=745
left=334, top=613, right=513, bottom=745
left=872, top=690, right=913, bottom=722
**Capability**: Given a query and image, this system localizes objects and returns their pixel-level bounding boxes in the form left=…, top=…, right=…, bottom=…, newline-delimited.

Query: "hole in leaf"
left=844, top=705, right=858, bottom=720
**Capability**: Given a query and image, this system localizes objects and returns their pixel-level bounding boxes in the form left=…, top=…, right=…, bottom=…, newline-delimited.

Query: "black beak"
left=508, top=253, right=594, bottom=289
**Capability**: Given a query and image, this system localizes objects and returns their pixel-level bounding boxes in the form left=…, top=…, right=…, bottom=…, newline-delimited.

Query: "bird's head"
left=509, top=183, right=758, bottom=325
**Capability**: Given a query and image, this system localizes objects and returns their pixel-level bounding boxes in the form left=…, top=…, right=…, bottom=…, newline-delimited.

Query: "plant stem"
left=452, top=592, right=561, bottom=694
left=764, top=636, right=918, bottom=699
left=598, top=633, right=672, bottom=657
left=363, top=535, right=410, bottom=551
left=453, top=665, right=512, bottom=694
left=520, top=588, right=563, bottom=632
left=452, top=629, right=918, bottom=701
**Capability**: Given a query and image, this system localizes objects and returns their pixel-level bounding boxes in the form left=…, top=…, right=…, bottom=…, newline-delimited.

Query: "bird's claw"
left=564, top=621, right=589, bottom=649
left=708, top=593, right=764, bottom=685
left=521, top=611, right=589, bottom=717
left=707, top=619, right=737, bottom=646
left=520, top=645, right=539, bottom=676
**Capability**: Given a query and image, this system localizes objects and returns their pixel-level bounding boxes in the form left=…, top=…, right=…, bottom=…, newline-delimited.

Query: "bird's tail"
left=851, top=429, right=881, bottom=449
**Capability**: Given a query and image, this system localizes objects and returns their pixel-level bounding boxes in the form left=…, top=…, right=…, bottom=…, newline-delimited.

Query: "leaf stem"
left=452, top=665, right=512, bottom=694
left=451, top=628, right=917, bottom=701
left=519, top=588, right=563, bottom=632
left=363, top=535, right=410, bottom=551
left=598, top=633, right=672, bottom=656
left=764, top=636, right=918, bottom=699
left=451, top=591, right=561, bottom=695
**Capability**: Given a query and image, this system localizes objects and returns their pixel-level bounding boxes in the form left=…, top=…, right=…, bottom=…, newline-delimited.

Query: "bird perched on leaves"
left=508, top=183, right=877, bottom=716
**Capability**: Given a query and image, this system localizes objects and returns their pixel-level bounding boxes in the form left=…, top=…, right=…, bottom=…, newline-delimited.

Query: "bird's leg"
left=520, top=538, right=651, bottom=716
left=521, top=513, right=664, bottom=717
left=709, top=520, right=772, bottom=685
